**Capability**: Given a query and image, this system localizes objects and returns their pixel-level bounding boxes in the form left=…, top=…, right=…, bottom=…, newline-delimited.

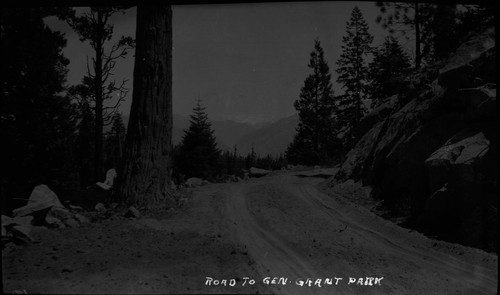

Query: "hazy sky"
left=46, top=2, right=391, bottom=124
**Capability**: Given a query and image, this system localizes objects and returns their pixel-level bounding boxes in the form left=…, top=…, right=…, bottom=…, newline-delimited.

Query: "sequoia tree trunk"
left=118, top=6, right=173, bottom=207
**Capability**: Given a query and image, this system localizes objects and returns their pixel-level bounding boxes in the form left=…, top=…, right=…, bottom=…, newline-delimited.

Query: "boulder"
left=185, top=177, right=203, bottom=188
left=13, top=216, right=34, bottom=226
left=95, top=203, right=107, bottom=212
left=125, top=206, right=141, bottom=218
left=10, top=224, right=34, bottom=242
left=74, top=213, right=90, bottom=224
left=49, top=207, right=74, bottom=221
left=249, top=167, right=271, bottom=178
left=424, top=130, right=492, bottom=216
left=13, top=184, right=65, bottom=217
left=45, top=216, right=65, bottom=228
left=328, top=26, right=497, bottom=252
left=96, top=168, right=117, bottom=190
left=2, top=215, right=34, bottom=238
left=426, top=131, right=490, bottom=189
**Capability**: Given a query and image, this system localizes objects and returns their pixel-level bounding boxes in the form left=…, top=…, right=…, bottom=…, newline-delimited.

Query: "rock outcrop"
left=329, top=27, right=496, bottom=252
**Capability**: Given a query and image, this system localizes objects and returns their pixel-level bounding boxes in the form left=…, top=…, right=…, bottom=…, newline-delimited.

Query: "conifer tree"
left=1, top=7, right=78, bottom=204
left=177, top=100, right=220, bottom=180
left=286, top=39, right=338, bottom=165
left=65, top=7, right=135, bottom=181
left=104, top=113, right=126, bottom=170
left=336, top=6, right=373, bottom=129
left=367, top=36, right=411, bottom=107
left=245, top=145, right=257, bottom=169
left=76, top=101, right=95, bottom=187
left=375, top=2, right=464, bottom=67
left=375, top=2, right=428, bottom=69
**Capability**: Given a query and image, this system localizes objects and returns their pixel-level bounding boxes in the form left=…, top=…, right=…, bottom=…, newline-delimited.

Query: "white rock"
left=249, top=167, right=271, bottom=177
left=13, top=215, right=34, bottom=226
left=96, top=168, right=117, bottom=190
left=13, top=184, right=65, bottom=217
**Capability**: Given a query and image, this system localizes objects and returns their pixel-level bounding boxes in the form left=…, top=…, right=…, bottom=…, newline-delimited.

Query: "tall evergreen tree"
left=75, top=101, right=95, bottom=187
left=104, top=113, right=126, bottom=170
left=286, top=39, right=338, bottom=165
left=375, top=2, right=464, bottom=67
left=177, top=100, right=220, bottom=180
left=245, top=145, right=257, bottom=169
left=336, top=6, right=373, bottom=129
left=65, top=7, right=135, bottom=181
left=1, top=8, right=78, bottom=209
left=367, top=36, right=411, bottom=107
left=375, top=2, right=427, bottom=69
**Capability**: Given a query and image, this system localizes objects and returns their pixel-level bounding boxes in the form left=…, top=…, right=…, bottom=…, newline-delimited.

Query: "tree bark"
left=118, top=6, right=173, bottom=207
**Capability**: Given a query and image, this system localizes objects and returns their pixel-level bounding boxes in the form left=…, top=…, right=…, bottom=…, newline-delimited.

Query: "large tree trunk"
left=118, top=6, right=173, bottom=207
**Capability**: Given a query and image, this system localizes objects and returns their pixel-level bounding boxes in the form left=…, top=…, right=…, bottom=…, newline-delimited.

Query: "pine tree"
left=245, top=145, right=257, bottom=169
left=177, top=100, right=220, bottom=180
left=65, top=7, right=135, bottom=181
left=76, top=101, right=95, bottom=187
left=375, top=2, right=462, bottom=68
left=367, top=36, right=411, bottom=107
left=336, top=6, right=373, bottom=130
left=104, top=112, right=126, bottom=170
left=1, top=7, right=78, bottom=207
left=286, top=39, right=339, bottom=165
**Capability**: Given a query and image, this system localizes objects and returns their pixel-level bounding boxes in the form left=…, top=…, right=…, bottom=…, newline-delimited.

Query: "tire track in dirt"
left=223, top=183, right=347, bottom=295
left=292, top=183, right=497, bottom=294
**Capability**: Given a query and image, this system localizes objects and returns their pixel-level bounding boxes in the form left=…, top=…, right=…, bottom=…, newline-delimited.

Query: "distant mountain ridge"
left=235, top=113, right=298, bottom=157
left=118, top=113, right=298, bottom=156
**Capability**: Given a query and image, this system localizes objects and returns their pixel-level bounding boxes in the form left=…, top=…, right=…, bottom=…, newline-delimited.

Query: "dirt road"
left=219, top=171, right=497, bottom=294
left=2, top=170, right=498, bottom=294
